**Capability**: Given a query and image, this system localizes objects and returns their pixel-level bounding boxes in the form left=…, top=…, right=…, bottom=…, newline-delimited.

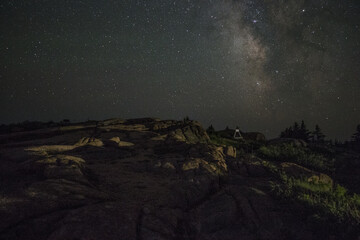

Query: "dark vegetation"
left=280, top=120, right=326, bottom=143
left=258, top=144, right=334, bottom=173
left=267, top=162, right=360, bottom=239
left=207, top=122, right=360, bottom=239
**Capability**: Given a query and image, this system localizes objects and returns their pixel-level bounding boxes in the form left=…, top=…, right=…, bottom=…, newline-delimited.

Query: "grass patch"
left=258, top=143, right=334, bottom=173
left=260, top=161, right=360, bottom=238
left=267, top=163, right=360, bottom=238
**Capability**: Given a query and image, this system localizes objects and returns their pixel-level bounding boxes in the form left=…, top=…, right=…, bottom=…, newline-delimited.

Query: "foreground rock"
left=0, top=118, right=338, bottom=239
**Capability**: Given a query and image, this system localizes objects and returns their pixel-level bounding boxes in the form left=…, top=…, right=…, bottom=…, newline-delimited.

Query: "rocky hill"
left=0, top=118, right=359, bottom=239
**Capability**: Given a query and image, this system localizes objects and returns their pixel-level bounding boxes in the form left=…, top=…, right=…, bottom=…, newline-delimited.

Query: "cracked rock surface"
left=0, top=118, right=316, bottom=239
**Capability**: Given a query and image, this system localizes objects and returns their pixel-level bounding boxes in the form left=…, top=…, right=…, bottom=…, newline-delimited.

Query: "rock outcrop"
left=0, top=118, right=338, bottom=239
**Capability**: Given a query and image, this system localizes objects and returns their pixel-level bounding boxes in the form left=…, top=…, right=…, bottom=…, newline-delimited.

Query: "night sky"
left=1, top=0, right=359, bottom=140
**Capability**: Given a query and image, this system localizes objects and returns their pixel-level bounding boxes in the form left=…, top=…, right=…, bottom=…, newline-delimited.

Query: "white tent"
left=233, top=128, right=243, bottom=139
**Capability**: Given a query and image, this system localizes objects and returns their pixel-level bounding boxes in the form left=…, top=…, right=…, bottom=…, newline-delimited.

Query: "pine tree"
left=280, top=127, right=292, bottom=138
left=280, top=121, right=311, bottom=141
left=313, top=124, right=325, bottom=142
left=351, top=124, right=360, bottom=142
left=293, top=122, right=300, bottom=132
left=207, top=125, right=215, bottom=134
left=300, top=120, right=306, bottom=130
left=299, top=120, right=310, bottom=141
left=280, top=128, right=286, bottom=138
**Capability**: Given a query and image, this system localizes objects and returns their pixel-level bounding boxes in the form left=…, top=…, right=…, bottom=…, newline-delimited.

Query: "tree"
left=207, top=125, right=215, bottom=134
left=280, top=121, right=310, bottom=142
left=299, top=120, right=311, bottom=141
left=280, top=127, right=292, bottom=138
left=351, top=124, right=360, bottom=142
left=313, top=124, right=325, bottom=143
left=293, top=122, right=300, bottom=132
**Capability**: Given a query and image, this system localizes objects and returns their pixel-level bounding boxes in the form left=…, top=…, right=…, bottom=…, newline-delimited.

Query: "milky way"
left=0, top=0, right=359, bottom=140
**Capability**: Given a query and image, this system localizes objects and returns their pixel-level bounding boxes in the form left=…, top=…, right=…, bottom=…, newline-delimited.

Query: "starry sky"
left=1, top=0, right=359, bottom=140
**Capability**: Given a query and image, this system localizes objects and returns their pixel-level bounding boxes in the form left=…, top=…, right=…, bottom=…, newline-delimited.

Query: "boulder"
left=75, top=137, right=104, bottom=147
left=150, top=120, right=176, bottom=131
left=165, top=122, right=210, bottom=145
left=224, top=146, right=236, bottom=158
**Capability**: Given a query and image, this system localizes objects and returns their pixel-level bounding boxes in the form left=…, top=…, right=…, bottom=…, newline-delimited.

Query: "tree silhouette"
left=280, top=127, right=292, bottom=138
left=313, top=124, right=325, bottom=143
left=293, top=122, right=300, bottom=133
left=351, top=124, right=360, bottom=142
left=300, top=120, right=311, bottom=141
left=280, top=121, right=311, bottom=142
left=206, top=125, right=215, bottom=134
